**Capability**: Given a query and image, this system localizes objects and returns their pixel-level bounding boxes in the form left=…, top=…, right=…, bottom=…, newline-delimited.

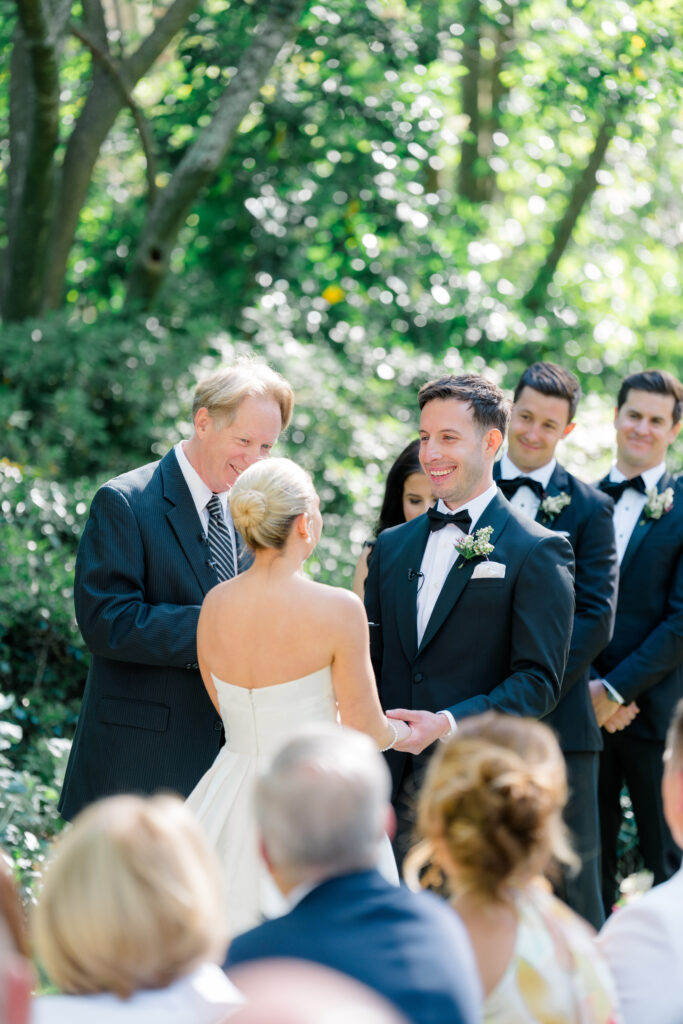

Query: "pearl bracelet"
left=380, top=720, right=399, bottom=752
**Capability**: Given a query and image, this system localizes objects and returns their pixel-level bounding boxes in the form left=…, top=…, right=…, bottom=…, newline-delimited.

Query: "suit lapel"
left=535, top=463, right=570, bottom=526
left=160, top=450, right=218, bottom=595
left=396, top=518, right=431, bottom=663
left=620, top=472, right=672, bottom=577
left=418, top=492, right=511, bottom=654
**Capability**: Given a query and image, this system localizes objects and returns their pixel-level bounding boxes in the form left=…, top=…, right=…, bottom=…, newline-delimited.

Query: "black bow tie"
left=498, top=476, right=545, bottom=501
left=427, top=506, right=472, bottom=533
left=599, top=476, right=647, bottom=502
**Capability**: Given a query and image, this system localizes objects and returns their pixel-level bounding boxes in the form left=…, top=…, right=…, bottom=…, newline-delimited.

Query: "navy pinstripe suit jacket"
left=59, top=448, right=241, bottom=820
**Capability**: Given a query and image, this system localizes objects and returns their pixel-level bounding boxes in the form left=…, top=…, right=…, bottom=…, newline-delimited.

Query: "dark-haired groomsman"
left=365, top=374, right=575, bottom=858
left=493, top=363, right=618, bottom=928
left=593, top=369, right=683, bottom=915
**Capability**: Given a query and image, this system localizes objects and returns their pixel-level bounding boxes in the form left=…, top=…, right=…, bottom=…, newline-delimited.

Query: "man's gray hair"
left=255, top=726, right=391, bottom=881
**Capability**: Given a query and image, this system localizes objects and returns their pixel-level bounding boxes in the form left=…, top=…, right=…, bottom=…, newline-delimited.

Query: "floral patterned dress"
left=484, top=884, right=621, bottom=1024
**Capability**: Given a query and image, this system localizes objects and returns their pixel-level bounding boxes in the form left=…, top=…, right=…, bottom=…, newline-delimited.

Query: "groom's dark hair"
left=514, top=362, right=582, bottom=422
left=418, top=374, right=510, bottom=438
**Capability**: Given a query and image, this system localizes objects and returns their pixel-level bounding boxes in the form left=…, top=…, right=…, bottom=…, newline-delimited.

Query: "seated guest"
left=597, top=697, right=683, bottom=1024
left=414, top=713, right=620, bottom=1024
left=226, top=726, right=482, bottom=1024
left=0, top=852, right=32, bottom=1024
left=352, top=439, right=433, bottom=597
left=32, top=795, right=243, bottom=1023
left=230, top=960, right=408, bottom=1024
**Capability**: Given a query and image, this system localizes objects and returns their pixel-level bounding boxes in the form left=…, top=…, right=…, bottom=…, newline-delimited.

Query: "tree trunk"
left=126, top=0, right=307, bottom=308
left=523, top=110, right=619, bottom=311
left=2, top=0, right=61, bottom=322
left=43, top=0, right=201, bottom=310
left=457, top=0, right=481, bottom=202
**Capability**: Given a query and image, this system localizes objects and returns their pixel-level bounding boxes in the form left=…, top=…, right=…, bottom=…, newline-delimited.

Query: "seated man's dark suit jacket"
left=494, top=461, right=618, bottom=927
left=59, top=448, right=245, bottom=821
left=594, top=472, right=683, bottom=899
left=364, top=489, right=575, bottom=800
left=226, top=869, right=482, bottom=1024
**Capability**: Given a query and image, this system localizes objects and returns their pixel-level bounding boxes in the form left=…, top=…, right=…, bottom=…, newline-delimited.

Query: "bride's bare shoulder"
left=304, top=579, right=366, bottom=619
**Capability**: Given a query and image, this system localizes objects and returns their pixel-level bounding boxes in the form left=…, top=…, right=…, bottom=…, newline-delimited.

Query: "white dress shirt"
left=597, top=866, right=683, bottom=1024
left=609, top=462, right=666, bottom=565
left=416, top=483, right=498, bottom=739
left=498, top=452, right=556, bottom=520
left=416, top=483, right=498, bottom=645
left=174, top=441, right=238, bottom=565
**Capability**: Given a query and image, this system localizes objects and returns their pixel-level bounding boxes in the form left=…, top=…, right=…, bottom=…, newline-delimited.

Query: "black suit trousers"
left=599, top=730, right=682, bottom=917
left=555, top=751, right=603, bottom=929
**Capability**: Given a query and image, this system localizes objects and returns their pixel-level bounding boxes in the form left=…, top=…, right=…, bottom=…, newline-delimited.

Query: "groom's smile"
left=419, top=397, right=502, bottom=510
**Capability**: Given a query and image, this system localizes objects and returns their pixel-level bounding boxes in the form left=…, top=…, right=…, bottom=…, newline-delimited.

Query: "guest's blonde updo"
left=230, top=457, right=316, bottom=550
left=416, top=712, right=577, bottom=899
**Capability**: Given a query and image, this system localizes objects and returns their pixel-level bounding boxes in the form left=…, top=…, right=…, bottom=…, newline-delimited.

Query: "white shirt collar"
left=500, top=452, right=556, bottom=489
left=609, top=461, right=666, bottom=489
left=437, top=481, right=498, bottom=532
left=174, top=441, right=229, bottom=520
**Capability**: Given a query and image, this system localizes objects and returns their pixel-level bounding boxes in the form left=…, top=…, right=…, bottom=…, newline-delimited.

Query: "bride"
left=186, top=457, right=410, bottom=938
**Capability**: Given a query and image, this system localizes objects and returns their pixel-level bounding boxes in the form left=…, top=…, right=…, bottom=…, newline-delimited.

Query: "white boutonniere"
left=539, top=491, right=571, bottom=522
left=641, top=486, right=674, bottom=523
left=455, top=526, right=494, bottom=563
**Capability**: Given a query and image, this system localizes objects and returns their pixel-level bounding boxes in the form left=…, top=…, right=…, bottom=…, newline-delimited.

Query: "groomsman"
left=494, top=362, right=618, bottom=928
left=364, top=374, right=575, bottom=855
left=60, top=362, right=294, bottom=820
left=593, top=369, right=683, bottom=914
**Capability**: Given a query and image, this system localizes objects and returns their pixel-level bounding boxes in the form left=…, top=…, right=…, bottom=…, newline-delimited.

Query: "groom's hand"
left=386, top=708, right=450, bottom=754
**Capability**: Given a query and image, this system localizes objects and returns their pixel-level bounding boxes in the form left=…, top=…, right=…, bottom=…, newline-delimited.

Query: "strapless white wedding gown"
left=186, top=665, right=398, bottom=939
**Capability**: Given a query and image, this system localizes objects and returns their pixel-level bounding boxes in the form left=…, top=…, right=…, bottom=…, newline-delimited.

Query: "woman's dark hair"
left=376, top=439, right=425, bottom=536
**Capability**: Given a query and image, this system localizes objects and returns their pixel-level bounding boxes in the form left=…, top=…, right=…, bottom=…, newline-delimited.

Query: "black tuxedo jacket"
left=59, top=449, right=248, bottom=820
left=593, top=472, right=683, bottom=741
left=365, top=489, right=575, bottom=795
left=227, top=869, right=482, bottom=1024
left=493, top=462, right=618, bottom=753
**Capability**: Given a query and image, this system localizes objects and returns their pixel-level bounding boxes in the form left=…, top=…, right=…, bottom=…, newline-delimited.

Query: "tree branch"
left=44, top=0, right=202, bottom=309
left=69, top=20, right=158, bottom=204
left=126, top=0, right=307, bottom=307
left=523, top=106, right=621, bottom=311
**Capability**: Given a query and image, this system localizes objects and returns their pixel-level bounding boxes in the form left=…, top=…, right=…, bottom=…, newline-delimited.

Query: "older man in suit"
left=597, top=697, right=683, bottom=1024
left=59, top=361, right=294, bottom=820
left=226, top=726, right=482, bottom=1024
left=493, top=362, right=618, bottom=928
left=592, top=368, right=683, bottom=913
left=364, top=374, right=575, bottom=857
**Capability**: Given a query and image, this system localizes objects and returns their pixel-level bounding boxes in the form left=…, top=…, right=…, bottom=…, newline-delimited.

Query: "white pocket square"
left=471, top=561, right=506, bottom=579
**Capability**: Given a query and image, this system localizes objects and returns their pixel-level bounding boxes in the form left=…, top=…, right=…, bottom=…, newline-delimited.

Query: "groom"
left=365, top=374, right=575, bottom=849
left=59, top=361, right=294, bottom=821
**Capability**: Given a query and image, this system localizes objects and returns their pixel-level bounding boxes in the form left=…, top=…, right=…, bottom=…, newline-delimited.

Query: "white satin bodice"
left=211, top=666, right=338, bottom=755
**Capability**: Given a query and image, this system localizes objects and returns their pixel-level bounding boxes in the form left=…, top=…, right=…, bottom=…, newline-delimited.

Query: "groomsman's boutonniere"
left=455, top=526, right=494, bottom=563
left=539, top=492, right=571, bottom=522
left=641, top=486, right=674, bottom=524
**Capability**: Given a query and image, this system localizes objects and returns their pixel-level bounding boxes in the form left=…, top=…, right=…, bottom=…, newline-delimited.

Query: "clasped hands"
left=589, top=679, right=639, bottom=734
left=385, top=708, right=450, bottom=755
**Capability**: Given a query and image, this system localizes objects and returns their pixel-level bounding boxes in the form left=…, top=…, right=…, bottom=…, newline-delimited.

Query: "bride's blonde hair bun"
left=229, top=489, right=267, bottom=532
left=230, top=458, right=316, bottom=550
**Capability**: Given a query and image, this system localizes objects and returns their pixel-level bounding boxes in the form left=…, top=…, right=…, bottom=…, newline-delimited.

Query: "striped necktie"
left=206, top=495, right=235, bottom=582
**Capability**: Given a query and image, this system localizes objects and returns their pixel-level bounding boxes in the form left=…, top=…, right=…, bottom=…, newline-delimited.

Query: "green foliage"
left=0, top=696, right=67, bottom=901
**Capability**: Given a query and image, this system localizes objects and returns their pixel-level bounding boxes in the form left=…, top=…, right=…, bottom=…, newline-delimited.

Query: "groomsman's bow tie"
left=599, top=476, right=647, bottom=502
left=426, top=507, right=472, bottom=533
left=498, top=476, right=545, bottom=501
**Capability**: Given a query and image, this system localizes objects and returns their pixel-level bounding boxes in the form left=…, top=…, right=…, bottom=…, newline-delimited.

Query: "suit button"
left=414, top=672, right=423, bottom=683
left=185, top=662, right=199, bottom=670
left=213, top=720, right=223, bottom=732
